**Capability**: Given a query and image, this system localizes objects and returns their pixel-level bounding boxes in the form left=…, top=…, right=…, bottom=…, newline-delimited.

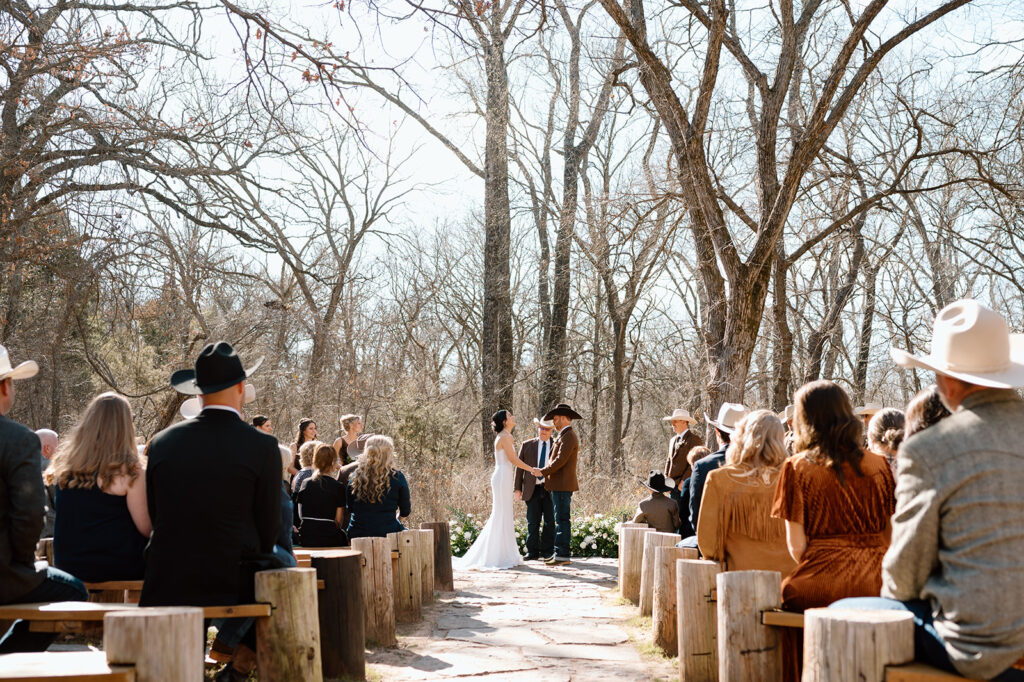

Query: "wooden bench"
left=0, top=651, right=135, bottom=681
left=0, top=601, right=271, bottom=634
left=81, top=579, right=324, bottom=605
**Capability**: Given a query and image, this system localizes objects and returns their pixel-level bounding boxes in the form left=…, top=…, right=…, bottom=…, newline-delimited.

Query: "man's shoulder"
left=0, top=415, right=39, bottom=461
left=694, top=451, right=724, bottom=471
left=0, top=414, right=35, bottom=441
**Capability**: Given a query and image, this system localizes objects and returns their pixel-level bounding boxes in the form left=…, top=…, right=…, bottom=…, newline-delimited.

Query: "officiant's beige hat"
left=533, top=417, right=554, bottom=428
left=854, top=402, right=883, bottom=417
left=662, top=408, right=697, bottom=423
left=891, top=299, right=1024, bottom=389
left=0, top=345, right=38, bottom=382
left=778, top=405, right=795, bottom=423
left=706, top=402, right=749, bottom=434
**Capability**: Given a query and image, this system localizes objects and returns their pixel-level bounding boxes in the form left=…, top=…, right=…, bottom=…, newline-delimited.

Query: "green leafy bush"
left=450, top=508, right=631, bottom=558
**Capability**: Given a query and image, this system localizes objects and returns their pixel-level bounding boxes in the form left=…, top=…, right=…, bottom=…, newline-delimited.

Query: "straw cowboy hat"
left=662, top=408, right=697, bottom=423
left=171, top=342, right=263, bottom=395
left=543, top=403, right=583, bottom=421
left=854, top=402, right=883, bottom=417
left=891, top=299, right=1024, bottom=389
left=778, top=405, right=795, bottom=423
left=640, top=471, right=674, bottom=494
left=0, top=345, right=38, bottom=382
left=180, top=383, right=257, bottom=419
left=705, top=402, right=749, bottom=434
left=532, top=417, right=555, bottom=428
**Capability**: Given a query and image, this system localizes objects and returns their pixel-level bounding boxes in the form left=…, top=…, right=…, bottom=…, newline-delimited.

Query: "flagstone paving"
left=367, top=557, right=676, bottom=681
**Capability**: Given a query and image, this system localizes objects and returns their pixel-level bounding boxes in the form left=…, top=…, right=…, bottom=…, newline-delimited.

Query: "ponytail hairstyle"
left=868, top=408, right=906, bottom=454
left=311, top=443, right=338, bottom=479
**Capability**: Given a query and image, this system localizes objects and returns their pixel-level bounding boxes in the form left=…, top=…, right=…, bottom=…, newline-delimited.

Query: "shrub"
left=450, top=507, right=631, bottom=558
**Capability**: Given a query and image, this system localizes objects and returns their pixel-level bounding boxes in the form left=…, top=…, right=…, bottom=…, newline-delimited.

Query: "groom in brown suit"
left=539, top=403, right=582, bottom=566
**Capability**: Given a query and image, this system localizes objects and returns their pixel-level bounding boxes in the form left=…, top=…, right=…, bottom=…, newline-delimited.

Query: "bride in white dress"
left=455, top=410, right=541, bottom=570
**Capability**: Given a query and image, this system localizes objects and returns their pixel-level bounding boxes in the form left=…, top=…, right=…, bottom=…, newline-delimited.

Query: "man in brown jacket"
left=514, top=418, right=556, bottom=560
left=539, top=403, right=582, bottom=566
left=662, top=409, right=702, bottom=503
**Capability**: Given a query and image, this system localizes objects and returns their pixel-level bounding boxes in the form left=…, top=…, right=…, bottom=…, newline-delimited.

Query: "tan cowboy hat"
left=0, top=345, right=38, bottom=382
left=777, top=405, right=795, bottom=422
left=662, top=408, right=697, bottom=423
left=854, top=402, right=883, bottom=417
left=532, top=417, right=555, bottom=428
left=705, top=402, right=749, bottom=434
left=180, top=383, right=257, bottom=419
left=891, top=299, right=1024, bottom=389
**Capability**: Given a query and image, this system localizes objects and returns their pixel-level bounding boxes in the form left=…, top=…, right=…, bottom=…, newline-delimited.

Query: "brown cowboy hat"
left=543, top=403, right=583, bottom=421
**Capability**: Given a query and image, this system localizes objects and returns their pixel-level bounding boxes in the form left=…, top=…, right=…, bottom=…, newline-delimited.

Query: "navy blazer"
left=0, top=415, right=45, bottom=603
left=688, top=446, right=727, bottom=533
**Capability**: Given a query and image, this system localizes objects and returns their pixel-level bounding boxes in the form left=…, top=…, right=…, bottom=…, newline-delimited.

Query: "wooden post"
left=351, top=537, right=397, bottom=647
left=803, top=608, right=915, bottom=682
left=652, top=545, right=698, bottom=656
left=420, top=521, right=455, bottom=592
left=640, top=532, right=681, bottom=616
left=717, top=570, right=783, bottom=682
left=309, top=550, right=365, bottom=681
left=104, top=606, right=203, bottom=681
left=619, top=526, right=654, bottom=604
left=411, top=528, right=435, bottom=605
left=677, top=559, right=723, bottom=682
left=616, top=522, right=647, bottom=590
left=388, top=530, right=422, bottom=623
left=255, top=567, right=323, bottom=682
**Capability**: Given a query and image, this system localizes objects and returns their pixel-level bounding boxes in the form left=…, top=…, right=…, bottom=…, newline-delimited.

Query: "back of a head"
left=687, top=446, right=711, bottom=468
left=35, top=428, right=58, bottom=453
left=312, top=443, right=337, bottom=478
left=278, top=444, right=291, bottom=482
left=46, top=392, right=139, bottom=489
left=252, top=415, right=269, bottom=429
left=298, top=439, right=321, bottom=468
left=905, top=385, right=952, bottom=440
left=868, top=408, right=906, bottom=454
left=725, top=410, right=788, bottom=474
left=792, top=380, right=864, bottom=482
left=351, top=435, right=396, bottom=504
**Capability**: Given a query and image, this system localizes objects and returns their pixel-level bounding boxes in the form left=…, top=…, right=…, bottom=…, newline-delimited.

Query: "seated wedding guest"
left=141, top=342, right=280, bottom=682
left=697, top=410, right=794, bottom=577
left=771, top=380, right=895, bottom=611
left=252, top=415, right=273, bottom=434
left=346, top=435, right=410, bottom=539
left=867, top=408, right=905, bottom=475
left=834, top=300, right=1024, bottom=682
left=677, top=445, right=711, bottom=537
left=35, top=428, right=58, bottom=538
left=631, top=471, right=680, bottom=533
left=45, top=393, right=150, bottom=582
left=904, top=384, right=951, bottom=439
left=0, top=345, right=88, bottom=654
left=290, top=440, right=321, bottom=494
left=295, top=444, right=348, bottom=547
left=333, top=414, right=363, bottom=466
left=289, top=417, right=317, bottom=476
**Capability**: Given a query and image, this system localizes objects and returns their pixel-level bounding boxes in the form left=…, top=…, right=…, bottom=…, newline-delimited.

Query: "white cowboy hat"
left=180, top=383, right=257, bottom=419
left=778, top=405, right=795, bottom=422
left=0, top=345, right=38, bottom=382
left=854, top=402, right=883, bottom=417
left=891, top=299, right=1024, bottom=389
left=532, top=417, right=555, bottom=428
left=705, top=402, right=749, bottom=434
left=662, top=408, right=697, bottom=423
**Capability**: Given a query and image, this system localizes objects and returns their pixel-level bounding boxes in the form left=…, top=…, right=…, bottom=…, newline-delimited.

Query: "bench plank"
left=761, top=609, right=805, bottom=628
left=0, top=651, right=134, bottom=681
left=0, top=602, right=271, bottom=622
left=886, top=663, right=982, bottom=681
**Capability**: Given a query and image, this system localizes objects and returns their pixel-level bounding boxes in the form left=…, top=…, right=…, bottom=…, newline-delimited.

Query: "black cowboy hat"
left=170, top=341, right=264, bottom=395
left=640, top=470, right=674, bottom=494
left=543, top=402, right=583, bottom=421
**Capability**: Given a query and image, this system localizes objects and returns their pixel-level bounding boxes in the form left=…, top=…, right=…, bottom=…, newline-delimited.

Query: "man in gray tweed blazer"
left=834, top=300, right=1024, bottom=681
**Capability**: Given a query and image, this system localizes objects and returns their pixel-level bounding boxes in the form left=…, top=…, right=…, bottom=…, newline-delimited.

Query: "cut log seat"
left=0, top=651, right=135, bottom=681
left=761, top=609, right=805, bottom=628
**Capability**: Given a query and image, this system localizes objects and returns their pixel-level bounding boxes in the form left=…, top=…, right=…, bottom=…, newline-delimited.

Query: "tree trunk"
left=770, top=255, right=793, bottom=411
left=805, top=226, right=865, bottom=382
left=609, top=316, right=626, bottom=471
left=853, top=265, right=879, bottom=403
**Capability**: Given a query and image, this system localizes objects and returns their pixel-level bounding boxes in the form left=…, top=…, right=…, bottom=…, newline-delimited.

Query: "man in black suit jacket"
left=140, top=342, right=279, bottom=681
left=514, top=418, right=555, bottom=560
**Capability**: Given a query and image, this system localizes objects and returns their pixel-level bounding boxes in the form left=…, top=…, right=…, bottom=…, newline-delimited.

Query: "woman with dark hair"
left=289, top=418, right=317, bottom=474
left=904, top=385, right=952, bottom=440
left=771, top=380, right=896, bottom=611
left=868, top=408, right=906, bottom=475
left=295, top=444, right=347, bottom=547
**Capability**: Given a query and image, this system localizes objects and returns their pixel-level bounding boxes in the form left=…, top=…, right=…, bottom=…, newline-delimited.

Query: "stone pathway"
left=367, top=558, right=676, bottom=681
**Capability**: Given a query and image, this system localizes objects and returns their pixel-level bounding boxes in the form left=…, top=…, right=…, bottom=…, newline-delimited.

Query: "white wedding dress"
left=454, top=448, right=523, bottom=570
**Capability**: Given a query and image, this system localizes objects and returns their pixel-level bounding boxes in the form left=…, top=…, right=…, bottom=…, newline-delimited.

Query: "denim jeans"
left=214, top=545, right=297, bottom=649
left=830, top=597, right=1024, bottom=681
left=525, top=487, right=554, bottom=558
left=0, top=566, right=88, bottom=653
left=551, top=491, right=573, bottom=560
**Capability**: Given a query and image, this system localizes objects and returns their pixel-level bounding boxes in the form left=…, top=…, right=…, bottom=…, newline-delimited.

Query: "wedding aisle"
left=367, top=557, right=676, bottom=681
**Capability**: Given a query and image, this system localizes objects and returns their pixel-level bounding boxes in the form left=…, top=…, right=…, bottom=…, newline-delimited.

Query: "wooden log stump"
left=104, top=606, right=203, bottom=681
left=652, top=545, right=699, bottom=656
left=640, top=532, right=681, bottom=616
left=255, top=567, right=323, bottom=682
left=616, top=522, right=647, bottom=589
left=35, top=537, right=53, bottom=564
left=677, top=559, right=723, bottom=682
left=717, top=570, right=783, bottom=682
left=803, top=608, right=915, bottom=682
left=619, top=526, right=654, bottom=604
left=420, top=521, right=454, bottom=592
left=388, top=530, right=422, bottom=623
left=309, top=549, right=365, bottom=681
left=411, top=528, right=435, bottom=605
left=351, top=536, right=397, bottom=647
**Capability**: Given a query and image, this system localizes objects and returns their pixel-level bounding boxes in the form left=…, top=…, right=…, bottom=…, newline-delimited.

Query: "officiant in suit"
left=514, top=417, right=556, bottom=560
left=539, top=403, right=582, bottom=566
left=662, top=408, right=703, bottom=504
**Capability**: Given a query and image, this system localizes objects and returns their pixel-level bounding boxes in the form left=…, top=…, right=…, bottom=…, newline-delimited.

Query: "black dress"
left=53, top=483, right=148, bottom=582
left=295, top=475, right=347, bottom=547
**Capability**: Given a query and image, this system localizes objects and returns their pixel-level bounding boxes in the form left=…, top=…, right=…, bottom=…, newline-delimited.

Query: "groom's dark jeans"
left=525, top=487, right=554, bottom=558
left=551, top=491, right=573, bottom=559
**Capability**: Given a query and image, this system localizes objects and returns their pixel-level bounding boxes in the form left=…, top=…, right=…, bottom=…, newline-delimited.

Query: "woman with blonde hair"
left=290, top=439, right=322, bottom=494
left=696, top=410, right=795, bottom=577
left=333, top=414, right=364, bottom=466
left=45, top=392, right=150, bottom=581
left=345, top=435, right=410, bottom=539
